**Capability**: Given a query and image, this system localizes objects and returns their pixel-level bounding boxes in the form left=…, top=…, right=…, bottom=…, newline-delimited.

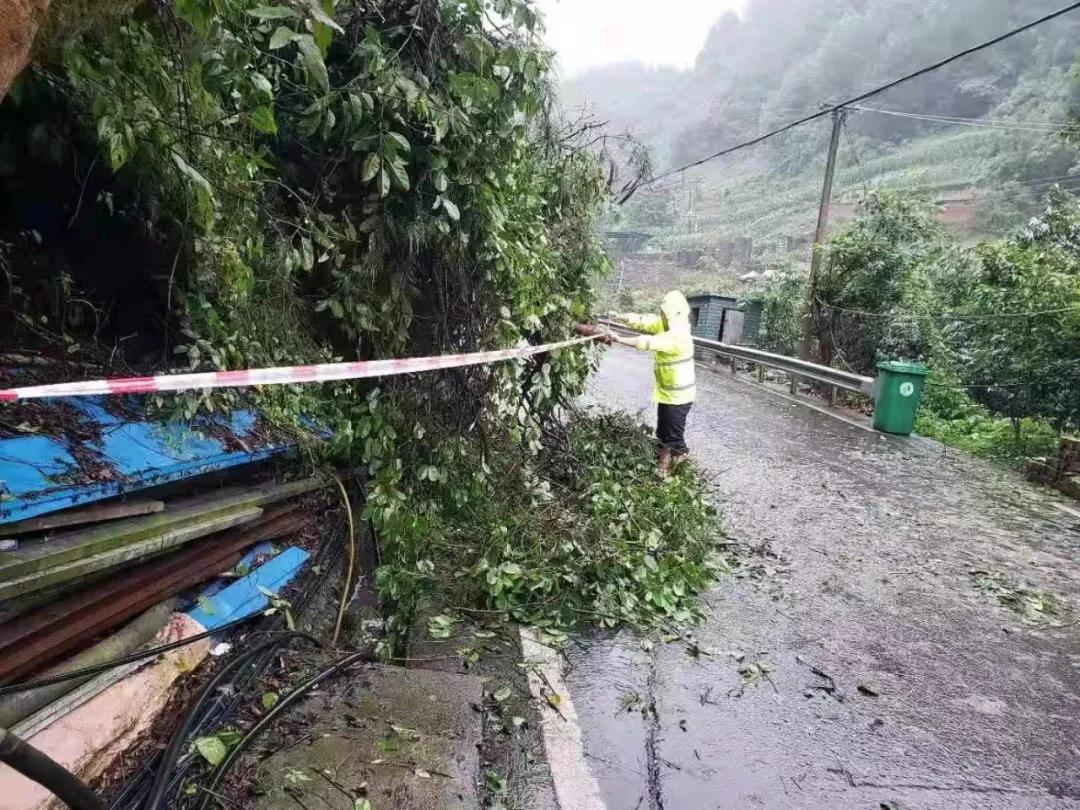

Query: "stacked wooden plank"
left=0, top=477, right=324, bottom=603
left=0, top=475, right=327, bottom=683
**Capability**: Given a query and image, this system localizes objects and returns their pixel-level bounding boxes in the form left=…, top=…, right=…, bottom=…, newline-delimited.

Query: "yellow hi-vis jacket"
left=617, top=291, right=696, bottom=405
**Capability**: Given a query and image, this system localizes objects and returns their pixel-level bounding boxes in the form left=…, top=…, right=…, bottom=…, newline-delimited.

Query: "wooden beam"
left=0, top=501, right=166, bottom=538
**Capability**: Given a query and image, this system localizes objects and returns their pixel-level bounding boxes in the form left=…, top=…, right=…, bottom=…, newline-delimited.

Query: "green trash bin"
left=873, top=360, right=929, bottom=435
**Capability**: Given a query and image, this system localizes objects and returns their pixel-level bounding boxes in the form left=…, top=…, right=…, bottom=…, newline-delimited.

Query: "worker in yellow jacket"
left=606, top=290, right=696, bottom=474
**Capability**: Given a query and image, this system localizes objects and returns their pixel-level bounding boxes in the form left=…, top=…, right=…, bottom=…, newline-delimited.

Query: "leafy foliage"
left=750, top=188, right=1078, bottom=462
left=376, top=410, right=725, bottom=640
left=814, top=191, right=944, bottom=372
left=915, top=373, right=1058, bottom=464
left=742, top=266, right=805, bottom=356
left=4, top=0, right=728, bottom=641
left=940, top=190, right=1080, bottom=429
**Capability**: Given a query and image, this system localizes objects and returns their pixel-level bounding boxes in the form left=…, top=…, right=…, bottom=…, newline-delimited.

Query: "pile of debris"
left=0, top=391, right=352, bottom=809
left=1025, top=436, right=1080, bottom=500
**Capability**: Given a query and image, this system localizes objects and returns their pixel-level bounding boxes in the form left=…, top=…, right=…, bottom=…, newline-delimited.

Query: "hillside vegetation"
left=565, top=0, right=1080, bottom=255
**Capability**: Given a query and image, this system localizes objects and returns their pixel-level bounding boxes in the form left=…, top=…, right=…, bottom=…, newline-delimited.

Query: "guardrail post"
left=829, top=385, right=838, bottom=406
left=756, top=365, right=764, bottom=383
left=730, top=356, right=737, bottom=375
left=789, top=374, right=798, bottom=395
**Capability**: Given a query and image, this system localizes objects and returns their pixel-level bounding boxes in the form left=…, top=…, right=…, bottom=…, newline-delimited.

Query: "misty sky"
left=534, top=0, right=748, bottom=78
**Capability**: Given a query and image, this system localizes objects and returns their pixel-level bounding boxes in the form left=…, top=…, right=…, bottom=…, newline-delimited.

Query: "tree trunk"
left=0, top=0, right=51, bottom=101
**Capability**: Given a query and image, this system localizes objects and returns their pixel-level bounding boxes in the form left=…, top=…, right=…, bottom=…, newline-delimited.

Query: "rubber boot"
left=658, top=446, right=673, bottom=477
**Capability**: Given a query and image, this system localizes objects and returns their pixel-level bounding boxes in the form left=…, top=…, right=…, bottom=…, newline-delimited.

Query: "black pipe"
left=144, top=631, right=320, bottom=810
left=0, top=614, right=262, bottom=698
left=196, top=649, right=377, bottom=810
left=0, top=726, right=105, bottom=810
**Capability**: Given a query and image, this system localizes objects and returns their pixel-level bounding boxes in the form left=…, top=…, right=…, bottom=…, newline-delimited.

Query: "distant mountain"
left=563, top=0, right=1080, bottom=172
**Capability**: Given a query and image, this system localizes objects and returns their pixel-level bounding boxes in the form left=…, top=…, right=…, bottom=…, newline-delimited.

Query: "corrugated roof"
left=0, top=396, right=293, bottom=525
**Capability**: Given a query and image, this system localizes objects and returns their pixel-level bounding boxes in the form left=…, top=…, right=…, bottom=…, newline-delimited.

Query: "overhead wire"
left=850, top=105, right=1076, bottom=133
left=819, top=301, right=1080, bottom=321
left=632, top=0, right=1080, bottom=195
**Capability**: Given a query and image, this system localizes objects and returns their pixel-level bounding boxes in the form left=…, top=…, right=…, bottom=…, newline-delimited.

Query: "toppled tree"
left=2, top=0, right=724, bottom=640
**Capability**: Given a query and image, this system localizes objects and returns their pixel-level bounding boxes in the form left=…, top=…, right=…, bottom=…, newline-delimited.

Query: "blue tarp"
left=187, top=546, right=310, bottom=631
left=0, top=396, right=292, bottom=525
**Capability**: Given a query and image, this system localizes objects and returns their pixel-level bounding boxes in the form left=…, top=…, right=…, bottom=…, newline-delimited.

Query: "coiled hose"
left=195, top=649, right=376, bottom=810
left=0, top=726, right=104, bottom=810
left=144, top=631, right=320, bottom=810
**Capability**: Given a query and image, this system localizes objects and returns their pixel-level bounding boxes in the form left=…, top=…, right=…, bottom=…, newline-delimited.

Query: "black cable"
left=0, top=727, right=105, bottom=810
left=144, top=631, right=321, bottom=810
left=108, top=510, right=350, bottom=809
left=196, top=649, right=376, bottom=809
left=0, top=614, right=261, bottom=698
left=634, top=1, right=1080, bottom=194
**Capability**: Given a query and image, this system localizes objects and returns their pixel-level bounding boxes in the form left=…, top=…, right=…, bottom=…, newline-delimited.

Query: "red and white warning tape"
left=0, top=336, right=598, bottom=401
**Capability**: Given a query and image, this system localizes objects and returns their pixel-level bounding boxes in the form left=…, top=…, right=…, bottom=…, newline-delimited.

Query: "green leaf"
left=307, top=0, right=344, bottom=33
left=387, top=132, right=410, bottom=152
left=441, top=197, right=460, bottom=221
left=361, top=153, right=381, bottom=183
left=262, top=691, right=280, bottom=709
left=268, top=26, right=298, bottom=49
left=357, top=215, right=381, bottom=233
left=247, top=5, right=296, bottom=18
left=354, top=800, right=372, bottom=810
left=347, top=93, right=364, bottom=122
left=194, top=736, right=228, bottom=766
left=378, top=167, right=390, bottom=197
left=250, top=72, right=273, bottom=95
left=296, top=36, right=330, bottom=92
left=389, top=161, right=409, bottom=191
left=250, top=104, right=277, bottom=134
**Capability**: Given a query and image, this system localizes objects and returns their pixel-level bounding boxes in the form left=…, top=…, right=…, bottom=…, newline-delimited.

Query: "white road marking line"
left=520, top=629, right=608, bottom=810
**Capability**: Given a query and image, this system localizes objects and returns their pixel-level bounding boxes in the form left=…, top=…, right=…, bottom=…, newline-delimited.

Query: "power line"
left=850, top=105, right=1074, bottom=133
left=1013, top=172, right=1080, bottom=188
left=820, top=301, right=1080, bottom=321
left=632, top=1, right=1080, bottom=195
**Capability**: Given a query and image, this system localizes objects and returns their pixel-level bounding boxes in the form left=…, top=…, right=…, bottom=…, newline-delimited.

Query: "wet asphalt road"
left=567, top=346, right=1080, bottom=810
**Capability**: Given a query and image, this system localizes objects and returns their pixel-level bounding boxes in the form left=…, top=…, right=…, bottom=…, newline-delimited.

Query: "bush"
left=916, top=371, right=1058, bottom=465
left=744, top=266, right=806, bottom=354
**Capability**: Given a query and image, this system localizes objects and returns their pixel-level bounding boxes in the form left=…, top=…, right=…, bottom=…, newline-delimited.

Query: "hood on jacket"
left=660, top=290, right=691, bottom=329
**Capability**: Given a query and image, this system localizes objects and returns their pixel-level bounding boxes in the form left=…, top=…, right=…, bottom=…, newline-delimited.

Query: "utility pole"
left=799, top=107, right=846, bottom=362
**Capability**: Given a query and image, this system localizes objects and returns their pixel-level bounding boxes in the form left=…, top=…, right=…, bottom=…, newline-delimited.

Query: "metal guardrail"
left=599, top=319, right=875, bottom=398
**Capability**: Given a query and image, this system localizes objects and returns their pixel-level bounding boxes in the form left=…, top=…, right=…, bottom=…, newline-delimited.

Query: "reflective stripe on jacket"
left=618, top=291, right=696, bottom=405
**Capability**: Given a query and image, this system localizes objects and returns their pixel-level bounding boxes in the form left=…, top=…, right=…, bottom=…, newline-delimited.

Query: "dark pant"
left=656, top=402, right=692, bottom=454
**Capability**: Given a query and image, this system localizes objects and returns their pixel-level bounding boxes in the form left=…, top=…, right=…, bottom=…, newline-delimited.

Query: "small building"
left=686, top=293, right=762, bottom=345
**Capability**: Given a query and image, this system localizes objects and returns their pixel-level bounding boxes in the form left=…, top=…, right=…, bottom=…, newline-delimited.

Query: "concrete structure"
left=254, top=663, right=484, bottom=810
left=686, top=293, right=762, bottom=345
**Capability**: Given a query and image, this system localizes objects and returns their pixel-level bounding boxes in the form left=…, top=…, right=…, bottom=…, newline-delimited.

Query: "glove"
left=599, top=332, right=614, bottom=346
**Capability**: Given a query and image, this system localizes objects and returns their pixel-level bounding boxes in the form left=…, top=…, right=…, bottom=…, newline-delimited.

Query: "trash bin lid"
left=876, top=360, right=929, bottom=375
